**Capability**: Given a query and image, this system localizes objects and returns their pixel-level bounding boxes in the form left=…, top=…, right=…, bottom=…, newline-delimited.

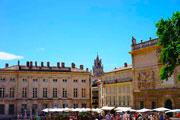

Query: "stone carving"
left=137, top=71, right=155, bottom=90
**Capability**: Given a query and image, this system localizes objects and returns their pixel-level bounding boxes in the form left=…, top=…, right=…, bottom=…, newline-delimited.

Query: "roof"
left=0, top=65, right=89, bottom=73
left=105, top=65, right=132, bottom=74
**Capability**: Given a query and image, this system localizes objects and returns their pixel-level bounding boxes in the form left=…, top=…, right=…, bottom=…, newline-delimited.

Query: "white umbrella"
left=91, top=108, right=103, bottom=113
left=56, top=108, right=63, bottom=112
left=72, top=108, right=80, bottom=112
left=129, top=109, right=137, bottom=112
left=42, top=108, right=50, bottom=112
left=116, top=110, right=123, bottom=113
left=136, top=108, right=152, bottom=113
left=101, top=106, right=114, bottom=111
left=116, top=108, right=136, bottom=112
left=48, top=108, right=59, bottom=112
left=78, top=108, right=91, bottom=112
left=153, top=107, right=170, bottom=112
left=165, top=109, right=180, bottom=113
left=115, top=107, right=131, bottom=111
left=63, top=107, right=72, bottom=112
left=84, top=108, right=91, bottom=112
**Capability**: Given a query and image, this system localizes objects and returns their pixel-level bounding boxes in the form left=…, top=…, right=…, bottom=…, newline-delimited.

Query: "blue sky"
left=0, top=0, right=179, bottom=71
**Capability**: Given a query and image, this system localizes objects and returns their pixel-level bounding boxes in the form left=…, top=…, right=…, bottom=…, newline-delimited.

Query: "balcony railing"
left=132, top=39, right=158, bottom=50
left=103, top=77, right=132, bottom=84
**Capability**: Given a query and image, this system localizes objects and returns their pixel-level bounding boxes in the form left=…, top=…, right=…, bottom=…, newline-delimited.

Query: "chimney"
left=26, top=61, right=30, bottom=67
left=47, top=62, right=50, bottom=67
left=86, top=68, right=89, bottom=72
left=17, top=60, right=20, bottom=66
left=57, top=62, right=60, bottom=68
left=35, top=61, right=37, bottom=67
left=80, top=65, right=84, bottom=70
left=71, top=63, right=75, bottom=68
left=30, top=61, right=33, bottom=67
left=5, top=63, right=9, bottom=68
left=61, top=62, right=65, bottom=68
left=124, top=62, right=128, bottom=67
left=41, top=62, right=44, bottom=67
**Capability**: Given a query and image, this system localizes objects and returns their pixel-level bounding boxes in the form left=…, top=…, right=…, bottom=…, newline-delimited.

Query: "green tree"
left=156, top=11, right=180, bottom=80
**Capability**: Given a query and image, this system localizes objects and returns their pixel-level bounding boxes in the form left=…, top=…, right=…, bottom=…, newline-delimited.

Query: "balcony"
left=103, top=77, right=132, bottom=84
left=132, top=38, right=158, bottom=50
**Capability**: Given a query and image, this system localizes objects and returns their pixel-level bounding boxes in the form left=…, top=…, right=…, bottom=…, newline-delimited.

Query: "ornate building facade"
left=129, top=37, right=180, bottom=109
left=0, top=61, right=91, bottom=118
left=99, top=63, right=133, bottom=108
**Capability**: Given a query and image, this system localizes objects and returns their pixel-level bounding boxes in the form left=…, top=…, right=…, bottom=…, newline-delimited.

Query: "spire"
left=132, top=36, right=136, bottom=45
left=93, top=54, right=104, bottom=77
left=96, top=53, right=99, bottom=61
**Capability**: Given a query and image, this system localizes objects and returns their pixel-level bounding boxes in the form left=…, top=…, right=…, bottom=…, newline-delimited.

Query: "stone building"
left=0, top=61, right=91, bottom=118
left=98, top=63, right=133, bottom=108
left=129, top=37, right=180, bottom=109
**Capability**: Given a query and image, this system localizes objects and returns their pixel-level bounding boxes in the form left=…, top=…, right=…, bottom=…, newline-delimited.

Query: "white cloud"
left=0, top=52, right=24, bottom=60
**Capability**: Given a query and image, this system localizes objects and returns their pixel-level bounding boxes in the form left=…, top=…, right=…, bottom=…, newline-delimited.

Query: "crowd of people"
left=17, top=110, right=180, bottom=120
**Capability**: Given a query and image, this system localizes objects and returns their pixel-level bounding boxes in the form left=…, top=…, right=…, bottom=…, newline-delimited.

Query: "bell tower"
left=93, top=55, right=104, bottom=77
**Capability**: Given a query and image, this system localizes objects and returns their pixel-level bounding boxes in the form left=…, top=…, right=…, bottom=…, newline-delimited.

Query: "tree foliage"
left=156, top=11, right=180, bottom=80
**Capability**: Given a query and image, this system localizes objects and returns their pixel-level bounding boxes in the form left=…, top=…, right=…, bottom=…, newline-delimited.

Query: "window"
left=119, top=96, right=121, bottom=105
left=8, top=104, right=14, bottom=115
left=82, top=88, right=86, bottom=98
left=43, top=88, right=48, bottom=98
left=22, top=88, right=27, bottom=98
left=53, top=88, right=57, bottom=98
left=110, top=96, right=112, bottom=105
left=0, top=88, right=5, bottom=98
left=63, top=103, right=68, bottom=108
left=73, top=88, right=78, bottom=98
left=113, top=96, right=116, bottom=105
left=123, top=96, right=126, bottom=106
left=32, top=104, right=38, bottom=115
left=22, top=79, right=27, bottom=82
left=10, top=88, right=15, bottom=98
left=82, top=103, right=86, bottom=108
left=10, top=78, right=15, bottom=82
left=127, top=96, right=130, bottom=106
left=140, top=101, right=144, bottom=109
left=43, top=79, right=48, bottom=82
left=53, top=79, right=57, bottom=82
left=73, top=80, right=78, bottom=83
left=21, top=104, right=27, bottom=114
left=63, top=88, right=67, bottom=98
left=33, top=79, right=38, bottom=82
left=151, top=101, right=156, bottom=109
left=43, top=104, right=48, bottom=109
left=63, top=79, right=67, bottom=82
left=33, top=88, right=37, bottom=98
left=73, top=104, right=78, bottom=108
left=81, top=80, right=86, bottom=83
left=0, top=104, right=5, bottom=114
left=0, top=78, right=5, bottom=82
